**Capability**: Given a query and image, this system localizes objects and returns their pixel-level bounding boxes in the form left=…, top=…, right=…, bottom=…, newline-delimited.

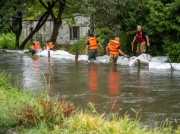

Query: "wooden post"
left=48, top=50, right=50, bottom=62
left=138, top=59, right=141, bottom=68
left=75, top=52, right=79, bottom=62
left=48, top=50, right=50, bottom=57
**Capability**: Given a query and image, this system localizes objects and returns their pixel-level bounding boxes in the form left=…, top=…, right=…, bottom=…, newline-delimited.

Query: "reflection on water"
left=88, top=64, right=98, bottom=103
left=0, top=52, right=180, bottom=128
left=107, top=68, right=121, bottom=113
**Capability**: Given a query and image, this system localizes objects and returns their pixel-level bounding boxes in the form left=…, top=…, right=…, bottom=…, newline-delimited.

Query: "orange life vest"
left=46, top=42, right=53, bottom=48
left=88, top=37, right=98, bottom=50
left=33, top=41, right=40, bottom=50
left=108, top=40, right=120, bottom=55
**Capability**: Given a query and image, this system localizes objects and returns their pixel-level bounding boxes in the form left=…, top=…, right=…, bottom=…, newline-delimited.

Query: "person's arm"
left=145, top=35, right=150, bottom=47
left=83, top=45, right=89, bottom=54
left=118, top=49, right=129, bottom=58
left=131, top=36, right=136, bottom=45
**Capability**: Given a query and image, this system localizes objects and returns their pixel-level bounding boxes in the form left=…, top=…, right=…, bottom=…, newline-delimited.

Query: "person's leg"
left=94, top=49, right=98, bottom=60
left=110, top=54, right=118, bottom=67
left=113, top=54, right=118, bottom=68
left=88, top=50, right=95, bottom=61
left=114, top=54, right=118, bottom=64
left=140, top=41, right=146, bottom=54
left=136, top=43, right=140, bottom=56
left=110, top=54, right=114, bottom=65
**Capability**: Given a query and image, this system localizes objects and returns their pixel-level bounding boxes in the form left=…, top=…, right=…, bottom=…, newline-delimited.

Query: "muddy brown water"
left=0, top=52, right=180, bottom=128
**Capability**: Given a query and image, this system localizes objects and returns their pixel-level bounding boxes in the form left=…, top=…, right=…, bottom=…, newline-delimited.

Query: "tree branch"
left=39, top=0, right=48, bottom=10
left=56, top=0, right=66, bottom=20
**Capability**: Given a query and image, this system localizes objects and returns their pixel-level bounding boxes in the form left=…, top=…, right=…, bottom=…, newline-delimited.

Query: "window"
left=70, top=26, right=80, bottom=40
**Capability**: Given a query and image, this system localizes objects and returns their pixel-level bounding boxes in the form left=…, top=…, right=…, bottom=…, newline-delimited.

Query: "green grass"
left=0, top=71, right=180, bottom=134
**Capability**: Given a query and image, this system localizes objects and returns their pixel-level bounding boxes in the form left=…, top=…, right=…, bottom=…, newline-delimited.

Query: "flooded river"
left=0, top=52, right=180, bottom=128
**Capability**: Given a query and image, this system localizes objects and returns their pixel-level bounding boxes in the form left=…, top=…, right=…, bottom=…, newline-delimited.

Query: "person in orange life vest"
left=106, top=37, right=129, bottom=66
left=29, top=41, right=40, bottom=55
left=83, top=34, right=104, bottom=61
left=43, top=40, right=54, bottom=50
left=131, top=25, right=150, bottom=56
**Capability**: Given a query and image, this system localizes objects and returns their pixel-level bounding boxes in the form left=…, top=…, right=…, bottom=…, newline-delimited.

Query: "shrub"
left=68, top=37, right=87, bottom=54
left=10, top=97, right=75, bottom=127
left=0, top=33, right=16, bottom=49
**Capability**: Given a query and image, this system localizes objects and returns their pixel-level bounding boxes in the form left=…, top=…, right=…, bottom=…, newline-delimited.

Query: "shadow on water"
left=0, top=52, right=180, bottom=128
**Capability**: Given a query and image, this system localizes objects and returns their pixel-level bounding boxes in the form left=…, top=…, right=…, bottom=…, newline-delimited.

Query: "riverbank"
left=0, top=71, right=180, bottom=134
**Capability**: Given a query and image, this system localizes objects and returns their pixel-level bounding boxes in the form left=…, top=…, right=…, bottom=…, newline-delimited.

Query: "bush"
left=0, top=33, right=16, bottom=49
left=10, top=98, right=75, bottom=127
left=68, top=37, right=87, bottom=54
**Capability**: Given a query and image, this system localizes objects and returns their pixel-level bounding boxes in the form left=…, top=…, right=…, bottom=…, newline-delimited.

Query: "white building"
left=22, top=13, right=90, bottom=45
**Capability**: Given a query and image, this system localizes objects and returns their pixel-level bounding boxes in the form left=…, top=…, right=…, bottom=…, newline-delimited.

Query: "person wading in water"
left=83, top=34, right=104, bottom=61
left=131, top=25, right=150, bottom=56
left=106, top=37, right=129, bottom=68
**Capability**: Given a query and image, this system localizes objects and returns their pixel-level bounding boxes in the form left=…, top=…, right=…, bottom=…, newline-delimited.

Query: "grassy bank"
left=0, top=71, right=180, bottom=134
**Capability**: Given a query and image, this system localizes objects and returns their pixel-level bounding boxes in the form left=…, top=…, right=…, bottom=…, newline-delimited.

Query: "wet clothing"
left=135, top=31, right=147, bottom=54
left=136, top=41, right=146, bottom=54
left=109, top=54, right=119, bottom=67
left=87, top=37, right=99, bottom=61
left=88, top=49, right=98, bottom=61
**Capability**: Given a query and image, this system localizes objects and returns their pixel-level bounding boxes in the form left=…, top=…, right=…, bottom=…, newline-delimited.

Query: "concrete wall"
left=22, top=14, right=90, bottom=45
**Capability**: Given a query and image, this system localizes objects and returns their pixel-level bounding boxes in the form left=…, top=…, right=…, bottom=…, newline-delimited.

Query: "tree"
left=0, top=0, right=49, bottom=49
left=145, top=0, right=180, bottom=61
left=0, top=0, right=25, bottom=49
left=39, top=0, right=66, bottom=44
left=19, top=11, right=50, bottom=49
left=39, top=0, right=86, bottom=45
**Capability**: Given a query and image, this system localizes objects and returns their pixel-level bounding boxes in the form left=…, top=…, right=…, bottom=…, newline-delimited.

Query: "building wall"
left=21, top=14, right=90, bottom=45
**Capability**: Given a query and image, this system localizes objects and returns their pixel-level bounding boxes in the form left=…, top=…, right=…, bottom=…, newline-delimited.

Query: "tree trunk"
left=19, top=11, right=49, bottom=49
left=50, top=0, right=66, bottom=44
left=50, top=20, right=62, bottom=43
left=15, top=12, right=22, bottom=49
left=15, top=33, right=21, bottom=49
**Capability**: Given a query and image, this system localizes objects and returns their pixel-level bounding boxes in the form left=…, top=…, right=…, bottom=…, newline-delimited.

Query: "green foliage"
left=145, top=0, right=180, bottom=61
left=0, top=33, right=16, bottom=49
left=85, top=0, right=180, bottom=62
left=0, top=71, right=75, bottom=133
left=95, top=28, right=112, bottom=47
left=0, top=71, right=180, bottom=133
left=68, top=37, right=87, bottom=54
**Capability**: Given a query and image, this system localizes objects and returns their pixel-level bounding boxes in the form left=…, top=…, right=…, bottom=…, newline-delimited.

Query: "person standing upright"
left=131, top=25, right=150, bottom=56
left=106, top=37, right=129, bottom=68
left=83, top=34, right=104, bottom=61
